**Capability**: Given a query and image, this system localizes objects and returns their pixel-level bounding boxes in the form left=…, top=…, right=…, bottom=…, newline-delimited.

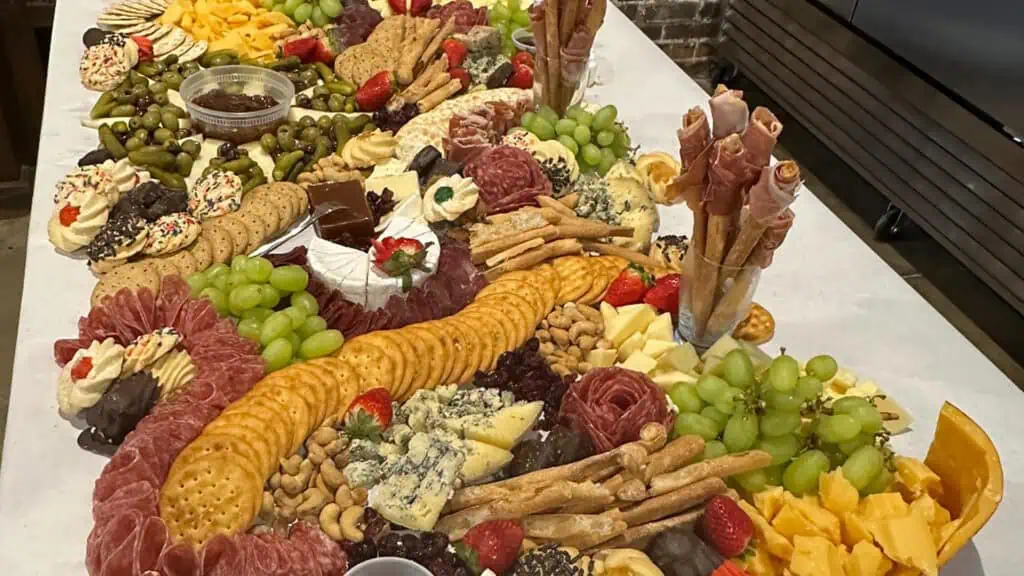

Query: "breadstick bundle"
left=530, top=0, right=607, bottom=113
left=436, top=422, right=773, bottom=553
left=679, top=87, right=798, bottom=346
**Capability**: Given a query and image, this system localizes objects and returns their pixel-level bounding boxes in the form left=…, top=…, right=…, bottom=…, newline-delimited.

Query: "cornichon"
left=148, top=166, right=187, bottom=190
left=220, top=157, right=256, bottom=174
left=242, top=171, right=267, bottom=193
left=326, top=81, right=355, bottom=96
left=273, top=150, right=305, bottom=182
left=345, top=114, right=370, bottom=132
left=270, top=56, right=301, bottom=71
left=333, top=122, right=351, bottom=155
left=98, top=125, right=128, bottom=159
left=90, top=93, right=116, bottom=120
left=286, top=159, right=307, bottom=183
left=309, top=137, right=331, bottom=167
left=129, top=149, right=177, bottom=169
left=314, top=62, right=336, bottom=83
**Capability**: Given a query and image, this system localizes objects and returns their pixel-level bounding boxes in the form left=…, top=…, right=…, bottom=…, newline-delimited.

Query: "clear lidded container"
left=179, top=65, right=294, bottom=145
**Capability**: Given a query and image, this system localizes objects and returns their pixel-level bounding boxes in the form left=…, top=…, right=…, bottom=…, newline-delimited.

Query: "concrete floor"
left=0, top=180, right=31, bottom=464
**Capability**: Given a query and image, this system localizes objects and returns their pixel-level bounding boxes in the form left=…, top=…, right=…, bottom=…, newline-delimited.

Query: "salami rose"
left=464, top=145, right=553, bottom=215
left=558, top=367, right=674, bottom=452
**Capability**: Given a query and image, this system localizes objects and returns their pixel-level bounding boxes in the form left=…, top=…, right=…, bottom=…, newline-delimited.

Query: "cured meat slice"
left=93, top=481, right=158, bottom=527
left=202, top=535, right=242, bottom=576
left=133, top=516, right=169, bottom=573
left=157, top=543, right=200, bottom=576
left=464, top=145, right=553, bottom=215
left=155, top=277, right=190, bottom=333
left=558, top=367, right=674, bottom=453
left=426, top=0, right=486, bottom=32
left=55, top=337, right=90, bottom=365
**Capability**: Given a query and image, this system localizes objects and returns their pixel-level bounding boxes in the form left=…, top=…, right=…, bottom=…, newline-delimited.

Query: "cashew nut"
left=260, top=491, right=275, bottom=516
left=547, top=311, right=572, bottom=330
left=311, top=427, right=339, bottom=446
left=269, top=472, right=282, bottom=490
left=274, top=488, right=304, bottom=509
left=535, top=329, right=552, bottom=343
left=335, top=485, right=355, bottom=509
left=281, top=459, right=314, bottom=496
left=576, top=304, right=602, bottom=324
left=320, top=458, right=347, bottom=491
left=538, top=341, right=556, bottom=355
left=325, top=438, right=347, bottom=457
left=596, top=338, right=614, bottom=350
left=564, top=306, right=587, bottom=323
left=550, top=327, right=571, bottom=348
left=341, top=506, right=366, bottom=542
left=280, top=454, right=303, bottom=476
left=333, top=452, right=349, bottom=469
left=540, top=319, right=550, bottom=330
left=577, top=335, right=597, bottom=353
left=568, top=321, right=599, bottom=342
left=567, top=345, right=583, bottom=360
left=351, top=487, right=368, bottom=505
left=562, top=356, right=579, bottom=370
left=296, top=487, right=330, bottom=517
left=314, top=472, right=330, bottom=496
left=307, top=442, right=328, bottom=466
left=319, top=503, right=344, bottom=541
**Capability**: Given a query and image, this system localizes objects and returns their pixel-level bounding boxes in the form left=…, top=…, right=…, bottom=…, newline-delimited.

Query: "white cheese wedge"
left=619, top=351, right=658, bottom=374
left=600, top=301, right=618, bottom=327
left=307, top=237, right=370, bottom=307
left=460, top=439, right=513, bottom=483
left=650, top=369, right=698, bottom=391
left=586, top=348, right=617, bottom=368
left=658, top=342, right=700, bottom=373
left=365, top=171, right=420, bottom=203
left=605, top=304, right=657, bottom=347
left=645, top=313, right=675, bottom=342
left=617, top=332, right=646, bottom=362
left=366, top=216, right=440, bottom=310
left=642, top=339, right=678, bottom=359
left=375, top=191, right=424, bottom=232
left=464, top=401, right=543, bottom=450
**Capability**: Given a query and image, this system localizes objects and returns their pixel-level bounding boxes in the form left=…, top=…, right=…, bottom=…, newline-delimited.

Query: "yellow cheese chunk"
left=641, top=339, right=677, bottom=359
left=778, top=494, right=841, bottom=544
left=894, top=456, right=943, bottom=500
left=605, top=304, right=657, bottom=346
left=463, top=401, right=543, bottom=450
left=744, top=547, right=784, bottom=576
left=644, top=312, right=674, bottom=342
left=599, top=301, right=618, bottom=327
left=616, top=332, right=646, bottom=362
left=754, top=486, right=786, bottom=522
left=739, top=500, right=794, bottom=561
left=819, top=470, right=860, bottom=516
left=842, top=512, right=873, bottom=549
left=618, top=351, right=658, bottom=375
left=788, top=536, right=845, bottom=576
left=859, top=493, right=910, bottom=521
left=649, top=369, right=697, bottom=391
left=867, top=513, right=939, bottom=576
left=846, top=541, right=892, bottom=576
left=909, top=494, right=952, bottom=531
left=658, top=341, right=700, bottom=373
left=586, top=348, right=618, bottom=369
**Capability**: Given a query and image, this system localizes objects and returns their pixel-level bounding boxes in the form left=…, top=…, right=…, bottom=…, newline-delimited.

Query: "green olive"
left=111, top=104, right=137, bottom=117
left=278, top=133, right=297, bottom=152
left=299, top=68, right=319, bottom=85
left=110, top=121, right=130, bottom=134
left=260, top=133, right=278, bottom=154
left=300, top=126, right=321, bottom=143
left=311, top=99, right=329, bottom=112
left=149, top=81, right=168, bottom=94
left=316, top=116, right=333, bottom=133
left=125, top=137, right=145, bottom=152
left=312, top=86, right=331, bottom=98
left=142, top=111, right=162, bottom=131
left=163, top=104, right=187, bottom=118
left=299, top=116, right=316, bottom=129
left=133, top=129, right=150, bottom=144
left=153, top=93, right=170, bottom=106
left=162, top=72, right=184, bottom=90
left=161, top=112, right=180, bottom=131
left=343, top=101, right=355, bottom=113
left=175, top=152, right=194, bottom=176
left=128, top=116, right=144, bottom=132
left=181, top=139, right=202, bottom=158
left=327, top=94, right=345, bottom=112
left=153, top=127, right=173, bottom=144
left=147, top=103, right=162, bottom=113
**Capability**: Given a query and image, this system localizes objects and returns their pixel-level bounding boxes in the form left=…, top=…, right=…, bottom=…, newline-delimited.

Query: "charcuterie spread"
left=27, top=0, right=1005, bottom=574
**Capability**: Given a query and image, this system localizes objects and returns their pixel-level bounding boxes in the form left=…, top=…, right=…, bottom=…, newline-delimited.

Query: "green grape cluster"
left=488, top=0, right=532, bottom=58
left=668, top=349, right=892, bottom=497
left=520, top=104, right=631, bottom=175
left=187, top=255, right=344, bottom=373
left=264, top=0, right=343, bottom=26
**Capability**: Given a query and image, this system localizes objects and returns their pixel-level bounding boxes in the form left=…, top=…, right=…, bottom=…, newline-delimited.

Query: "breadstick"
left=471, top=225, right=559, bottom=263
left=559, top=0, right=580, bottom=46
left=438, top=482, right=576, bottom=540
left=560, top=519, right=628, bottom=550
left=420, top=17, right=456, bottom=66
left=556, top=220, right=634, bottom=240
left=398, top=19, right=440, bottom=84
left=559, top=192, right=579, bottom=208
left=523, top=514, right=620, bottom=541
left=581, top=241, right=664, bottom=270
left=537, top=194, right=577, bottom=218
left=616, top=479, right=647, bottom=502
left=485, top=238, right=583, bottom=280
left=638, top=422, right=669, bottom=453
left=447, top=441, right=649, bottom=512
left=643, top=434, right=705, bottom=483
left=403, top=54, right=448, bottom=100
left=586, top=508, right=704, bottom=553
left=649, top=450, right=772, bottom=497
left=544, top=0, right=562, bottom=112
left=418, top=78, right=463, bottom=112
left=407, top=72, right=451, bottom=104
left=566, top=425, right=672, bottom=514
left=485, top=238, right=546, bottom=268
left=614, top=477, right=726, bottom=526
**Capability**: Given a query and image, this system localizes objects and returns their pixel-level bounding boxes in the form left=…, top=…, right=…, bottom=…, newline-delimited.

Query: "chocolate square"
left=306, top=180, right=375, bottom=244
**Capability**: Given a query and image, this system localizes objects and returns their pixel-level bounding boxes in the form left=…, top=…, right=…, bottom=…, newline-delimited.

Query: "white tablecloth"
left=0, top=2, right=1020, bottom=574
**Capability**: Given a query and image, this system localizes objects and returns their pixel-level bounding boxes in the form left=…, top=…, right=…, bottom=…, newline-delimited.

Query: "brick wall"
left=613, top=0, right=725, bottom=89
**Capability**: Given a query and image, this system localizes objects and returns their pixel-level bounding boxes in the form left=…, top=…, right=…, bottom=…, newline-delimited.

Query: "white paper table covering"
left=0, top=2, right=1019, bottom=574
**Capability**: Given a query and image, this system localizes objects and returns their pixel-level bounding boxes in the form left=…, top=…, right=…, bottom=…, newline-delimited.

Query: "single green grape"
left=720, top=349, right=755, bottom=389
left=259, top=284, right=282, bottom=309
left=768, top=354, right=800, bottom=392
left=537, top=105, right=560, bottom=125
left=520, top=111, right=537, bottom=130
left=260, top=311, right=293, bottom=346
left=269, top=265, right=309, bottom=293
left=290, top=291, right=319, bottom=317
left=199, top=287, right=229, bottom=316
left=245, top=256, right=274, bottom=283
left=699, top=405, right=729, bottom=430
left=806, top=354, right=839, bottom=381
left=319, top=0, right=343, bottom=17
left=673, top=413, right=719, bottom=441
left=832, top=396, right=872, bottom=414
left=576, top=110, right=594, bottom=127
left=782, top=450, right=830, bottom=495
left=668, top=382, right=703, bottom=413
left=757, top=434, right=801, bottom=465
left=282, top=306, right=307, bottom=329
left=300, top=329, right=345, bottom=359
left=796, top=375, right=823, bottom=401
left=564, top=104, right=585, bottom=121
left=297, top=315, right=328, bottom=339
left=849, top=404, right=883, bottom=434
left=286, top=331, right=302, bottom=355
left=723, top=413, right=759, bottom=452
left=573, top=125, right=592, bottom=146
left=612, top=129, right=630, bottom=149
left=765, top=390, right=803, bottom=413
left=531, top=117, right=556, bottom=140
left=237, top=317, right=263, bottom=342
left=696, top=373, right=729, bottom=404
left=186, top=273, right=208, bottom=297
left=703, top=440, right=729, bottom=461
left=206, top=262, right=229, bottom=280
left=713, top=388, right=741, bottom=415
left=842, top=445, right=885, bottom=492
left=558, top=135, right=579, bottom=155
left=862, top=465, right=893, bottom=495
left=262, top=337, right=294, bottom=372
left=490, top=3, right=511, bottom=22
left=838, top=432, right=874, bottom=455
left=760, top=410, right=802, bottom=437
left=818, top=414, right=862, bottom=443
left=310, top=5, right=329, bottom=27
left=580, top=143, right=602, bottom=166
left=241, top=307, right=274, bottom=323
left=293, top=2, right=314, bottom=23
left=597, top=150, right=616, bottom=175
left=596, top=129, right=615, bottom=147
left=735, top=468, right=769, bottom=494
left=592, top=104, right=618, bottom=131
left=227, top=270, right=250, bottom=291
left=228, top=284, right=263, bottom=315
left=231, top=254, right=249, bottom=273
left=555, top=118, right=578, bottom=137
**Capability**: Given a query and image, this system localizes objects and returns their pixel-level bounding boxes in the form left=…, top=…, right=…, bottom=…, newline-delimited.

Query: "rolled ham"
left=742, top=107, right=782, bottom=180
left=720, top=161, right=800, bottom=271
left=668, top=107, right=711, bottom=209
left=709, top=84, right=749, bottom=139
left=748, top=207, right=795, bottom=268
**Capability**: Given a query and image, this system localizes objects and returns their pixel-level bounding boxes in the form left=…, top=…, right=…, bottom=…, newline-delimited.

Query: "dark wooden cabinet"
left=0, top=0, right=51, bottom=182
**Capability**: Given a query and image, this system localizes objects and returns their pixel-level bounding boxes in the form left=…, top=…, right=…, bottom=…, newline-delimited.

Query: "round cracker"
left=188, top=235, right=213, bottom=272
left=401, top=325, right=446, bottom=391
left=90, top=260, right=160, bottom=307
left=484, top=277, right=548, bottom=325
left=240, top=195, right=281, bottom=238
left=459, top=310, right=509, bottom=372
left=578, top=258, right=612, bottom=305
left=213, top=401, right=290, bottom=461
left=450, top=315, right=494, bottom=379
left=212, top=216, right=250, bottom=258
left=201, top=412, right=280, bottom=479
left=469, top=292, right=534, bottom=348
left=200, top=220, right=235, bottom=264
left=338, top=339, right=399, bottom=396
left=391, top=327, right=432, bottom=397
left=553, top=256, right=594, bottom=304
left=362, top=331, right=416, bottom=400
left=233, top=210, right=269, bottom=253
left=252, top=185, right=297, bottom=228
left=443, top=318, right=483, bottom=384
left=163, top=249, right=198, bottom=277
left=305, top=357, right=363, bottom=416
left=421, top=320, right=459, bottom=387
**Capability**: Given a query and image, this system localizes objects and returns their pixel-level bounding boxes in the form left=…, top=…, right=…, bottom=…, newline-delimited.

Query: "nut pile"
left=253, top=416, right=369, bottom=542
left=296, top=154, right=364, bottom=187
left=535, top=303, right=612, bottom=377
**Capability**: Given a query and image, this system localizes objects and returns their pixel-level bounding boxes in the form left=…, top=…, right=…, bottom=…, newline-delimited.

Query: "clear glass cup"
left=533, top=54, right=594, bottom=113
left=677, top=254, right=762, bottom=351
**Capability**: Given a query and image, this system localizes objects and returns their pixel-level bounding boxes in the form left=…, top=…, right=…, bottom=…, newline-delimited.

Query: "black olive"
left=218, top=142, right=239, bottom=160
left=295, top=94, right=313, bottom=108
left=78, top=148, right=115, bottom=167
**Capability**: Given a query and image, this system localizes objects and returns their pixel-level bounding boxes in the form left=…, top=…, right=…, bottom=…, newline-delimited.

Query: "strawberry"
left=643, top=273, right=681, bottom=316
left=712, top=560, right=752, bottom=576
left=131, top=36, right=154, bottom=62
left=355, top=71, right=396, bottom=112
left=311, top=39, right=335, bottom=64
left=511, top=51, right=534, bottom=69
left=282, top=36, right=318, bottom=62
left=371, top=236, right=433, bottom=290
left=59, top=204, right=81, bottom=227
left=449, top=67, right=471, bottom=91
left=343, top=387, right=393, bottom=441
left=71, top=356, right=93, bottom=380
left=409, top=0, right=433, bottom=16
left=603, top=264, right=653, bottom=306
left=387, top=0, right=406, bottom=13
left=441, top=38, right=468, bottom=68
left=454, top=520, right=525, bottom=575
left=701, top=495, right=754, bottom=558
left=507, top=63, right=534, bottom=89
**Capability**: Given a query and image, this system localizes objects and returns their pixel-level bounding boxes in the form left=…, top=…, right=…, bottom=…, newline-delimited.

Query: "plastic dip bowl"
left=179, top=65, right=294, bottom=145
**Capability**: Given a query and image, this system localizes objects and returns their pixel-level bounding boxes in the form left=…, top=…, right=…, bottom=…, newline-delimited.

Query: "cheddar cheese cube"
left=738, top=500, right=794, bottom=561
left=841, top=512, right=873, bottom=548
left=859, top=492, right=910, bottom=521
left=846, top=541, right=892, bottom=576
left=819, top=470, right=860, bottom=516
left=788, top=536, right=845, bottom=576
left=754, top=486, right=785, bottom=522
left=868, top=513, right=939, bottom=576
left=894, top=457, right=943, bottom=500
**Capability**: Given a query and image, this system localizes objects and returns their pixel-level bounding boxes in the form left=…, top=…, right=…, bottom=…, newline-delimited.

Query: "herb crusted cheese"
left=368, top=432, right=465, bottom=531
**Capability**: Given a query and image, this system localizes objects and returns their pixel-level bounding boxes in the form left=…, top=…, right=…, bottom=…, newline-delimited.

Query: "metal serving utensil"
left=249, top=201, right=346, bottom=258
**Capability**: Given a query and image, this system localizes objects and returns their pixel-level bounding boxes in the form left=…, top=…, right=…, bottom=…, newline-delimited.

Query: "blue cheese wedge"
left=369, top=432, right=465, bottom=531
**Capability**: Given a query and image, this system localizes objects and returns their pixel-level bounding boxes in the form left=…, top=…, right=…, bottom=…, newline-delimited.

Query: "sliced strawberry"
left=355, top=70, right=396, bottom=112
left=131, top=36, right=154, bottom=62
left=511, top=51, right=534, bottom=69
left=71, top=356, right=93, bottom=380
left=343, top=387, right=393, bottom=441
left=59, top=204, right=81, bottom=227
left=507, top=63, right=534, bottom=89
left=449, top=67, right=471, bottom=91
left=643, top=273, right=681, bottom=316
left=387, top=0, right=406, bottom=14
left=603, top=264, right=654, bottom=307
left=282, top=37, right=318, bottom=63
left=454, top=519, right=525, bottom=575
left=409, top=0, right=432, bottom=16
left=712, top=560, right=752, bottom=576
left=441, top=38, right=468, bottom=68
left=701, top=495, right=754, bottom=558
left=372, top=237, right=432, bottom=291
left=311, top=39, right=335, bottom=64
